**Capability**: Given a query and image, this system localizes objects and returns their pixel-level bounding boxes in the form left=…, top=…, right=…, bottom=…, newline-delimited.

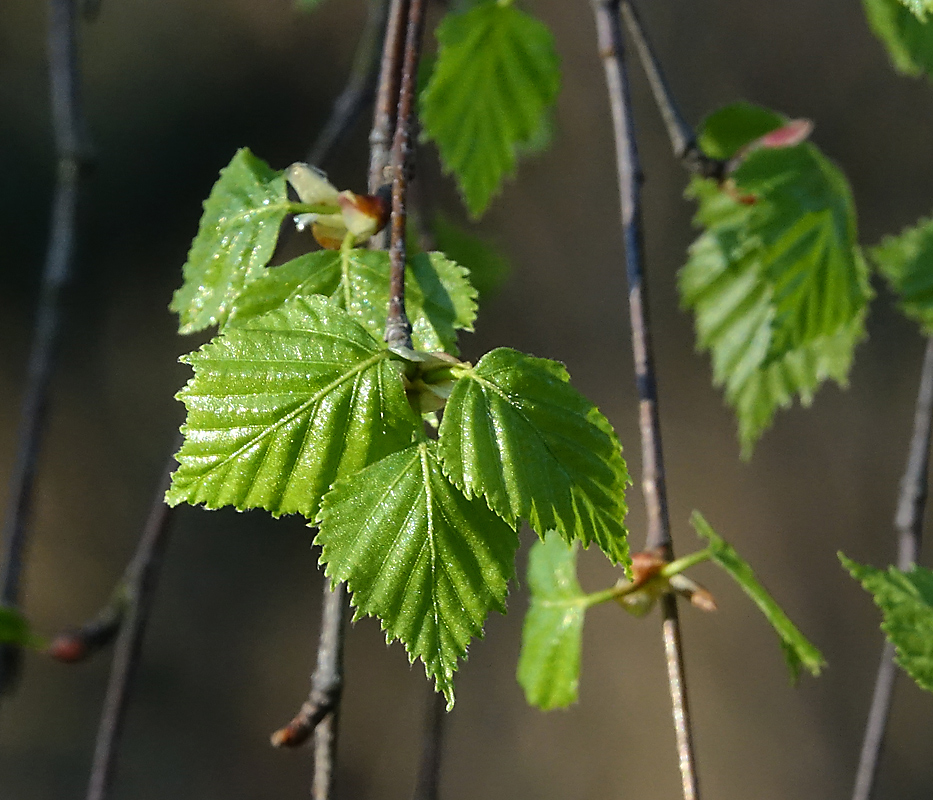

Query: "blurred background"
left=2, top=0, right=933, bottom=797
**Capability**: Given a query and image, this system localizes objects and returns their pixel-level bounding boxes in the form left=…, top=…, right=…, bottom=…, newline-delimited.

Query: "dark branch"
left=0, top=0, right=91, bottom=696
left=47, top=589, right=126, bottom=664
left=411, top=688, right=447, bottom=800
left=307, top=0, right=390, bottom=167
left=384, top=0, right=428, bottom=349
left=86, top=457, right=177, bottom=800
left=851, top=336, right=933, bottom=800
left=590, top=2, right=700, bottom=798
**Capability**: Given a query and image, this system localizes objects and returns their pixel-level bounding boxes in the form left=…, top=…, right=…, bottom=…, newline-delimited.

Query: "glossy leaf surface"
left=438, top=348, right=630, bottom=565
left=517, top=533, right=586, bottom=709
left=872, top=215, right=933, bottom=333
left=421, top=2, right=560, bottom=217
left=166, top=296, right=418, bottom=519
left=317, top=441, right=518, bottom=707
left=170, top=149, right=291, bottom=334
left=693, top=512, right=825, bottom=681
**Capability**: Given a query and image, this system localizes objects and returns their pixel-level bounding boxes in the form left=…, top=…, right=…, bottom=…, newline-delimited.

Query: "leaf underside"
left=692, top=512, right=825, bottom=681
left=316, top=441, right=519, bottom=708
left=421, top=2, right=561, bottom=217
left=682, top=103, right=870, bottom=455
left=863, top=0, right=933, bottom=77
left=841, top=554, right=933, bottom=693
left=517, top=533, right=586, bottom=709
left=166, top=295, right=418, bottom=520
left=170, top=148, right=290, bottom=334
left=438, top=348, right=630, bottom=567
left=871, top=215, right=933, bottom=333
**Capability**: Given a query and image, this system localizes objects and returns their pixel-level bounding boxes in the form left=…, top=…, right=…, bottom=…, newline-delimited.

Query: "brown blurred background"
left=2, top=0, right=933, bottom=797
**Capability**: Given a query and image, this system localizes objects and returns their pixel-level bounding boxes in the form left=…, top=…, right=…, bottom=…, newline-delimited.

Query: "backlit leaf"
left=863, top=0, right=933, bottom=77
left=317, top=441, right=518, bottom=707
left=871, top=214, right=933, bottom=333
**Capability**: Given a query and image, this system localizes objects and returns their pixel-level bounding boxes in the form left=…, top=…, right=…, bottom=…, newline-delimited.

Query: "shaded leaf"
left=692, top=512, right=825, bottom=681
left=166, top=296, right=419, bottom=519
left=421, top=2, right=560, bottom=217
left=229, top=248, right=476, bottom=353
left=871, top=214, right=933, bottom=333
left=517, top=533, right=586, bottom=709
left=317, top=441, right=518, bottom=708
left=841, top=554, right=933, bottom=693
left=438, top=348, right=630, bottom=566
left=864, top=0, right=933, bottom=77
left=170, top=149, right=291, bottom=334
left=0, top=606, right=45, bottom=649
left=432, top=214, right=511, bottom=300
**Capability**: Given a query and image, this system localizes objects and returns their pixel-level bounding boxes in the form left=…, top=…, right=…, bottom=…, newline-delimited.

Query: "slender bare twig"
left=0, top=0, right=91, bottom=697
left=590, top=2, right=699, bottom=798
left=86, top=459, right=177, bottom=800
left=383, top=0, right=428, bottom=348
left=307, top=0, right=390, bottom=167
left=851, top=337, right=933, bottom=800
left=47, top=588, right=126, bottom=664
left=411, top=688, right=446, bottom=800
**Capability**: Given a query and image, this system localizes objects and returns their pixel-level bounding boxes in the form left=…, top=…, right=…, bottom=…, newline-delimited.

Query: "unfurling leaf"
left=170, top=149, right=291, bottom=334
left=438, top=349, right=630, bottom=566
left=228, top=248, right=476, bottom=354
left=682, top=103, right=870, bottom=455
left=871, top=215, right=933, bottom=333
left=863, top=0, right=933, bottom=77
left=518, top=534, right=586, bottom=709
left=841, top=554, right=933, bottom=694
left=421, top=2, right=560, bottom=217
left=692, top=512, right=825, bottom=681
left=317, top=441, right=518, bottom=708
left=166, top=296, right=419, bottom=519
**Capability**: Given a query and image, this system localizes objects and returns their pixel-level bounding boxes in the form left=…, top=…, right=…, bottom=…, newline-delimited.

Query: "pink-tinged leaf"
left=754, top=119, right=814, bottom=150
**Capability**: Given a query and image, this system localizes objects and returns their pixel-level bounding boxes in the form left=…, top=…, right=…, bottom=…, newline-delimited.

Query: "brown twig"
left=411, top=688, right=447, bottom=800
left=85, top=457, right=177, bottom=800
left=851, top=337, right=933, bottom=800
left=590, top=1, right=700, bottom=798
left=383, top=0, right=428, bottom=348
left=0, top=0, right=92, bottom=697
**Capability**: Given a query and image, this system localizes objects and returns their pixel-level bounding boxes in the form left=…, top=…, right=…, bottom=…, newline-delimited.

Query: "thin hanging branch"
left=307, top=0, right=390, bottom=167
left=384, top=0, right=428, bottom=348
left=589, top=2, right=700, bottom=799
left=369, top=0, right=410, bottom=195
left=0, top=0, right=92, bottom=697
left=851, top=336, right=933, bottom=800
left=86, top=459, right=177, bottom=800
left=411, top=689, right=447, bottom=800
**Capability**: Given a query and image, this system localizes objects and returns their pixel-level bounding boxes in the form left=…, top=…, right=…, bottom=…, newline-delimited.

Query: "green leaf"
left=438, top=348, right=630, bottom=566
left=0, top=606, right=44, bottom=649
left=901, top=0, right=933, bottom=19
left=682, top=104, right=871, bottom=454
left=228, top=248, right=477, bottom=354
left=432, top=214, right=511, bottom=300
left=863, top=0, right=933, bottom=77
left=517, top=533, right=586, bottom=710
left=170, top=149, right=291, bottom=334
left=871, top=215, right=933, bottom=333
left=692, top=512, right=825, bottom=681
left=317, top=441, right=518, bottom=708
left=697, top=102, right=784, bottom=161
left=166, top=295, right=419, bottom=519
left=420, top=2, right=560, bottom=217
left=841, top=554, right=933, bottom=693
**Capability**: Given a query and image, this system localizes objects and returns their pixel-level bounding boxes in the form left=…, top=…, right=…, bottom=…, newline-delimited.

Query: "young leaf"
left=517, top=533, right=586, bottom=710
left=166, top=296, right=419, bottom=519
left=0, top=606, right=45, bottom=649
left=432, top=214, right=511, bottom=300
left=871, top=215, right=933, bottom=333
left=697, top=103, right=785, bottom=161
left=316, top=441, right=519, bottom=708
left=863, top=0, right=933, bottom=78
left=170, top=149, right=291, bottom=334
left=420, top=2, right=560, bottom=217
left=841, top=554, right=933, bottom=693
left=691, top=512, right=825, bottom=681
left=228, top=248, right=477, bottom=353
left=438, top=348, right=630, bottom=566
left=682, top=103, right=871, bottom=455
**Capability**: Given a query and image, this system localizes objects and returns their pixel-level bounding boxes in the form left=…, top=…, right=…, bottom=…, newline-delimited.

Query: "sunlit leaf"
left=871, top=214, right=933, bottom=333
left=692, top=512, right=825, bottom=681
left=317, top=441, right=518, bottom=708
left=517, top=534, right=586, bottom=709
left=166, top=296, right=419, bottom=519
left=438, top=348, right=630, bottom=566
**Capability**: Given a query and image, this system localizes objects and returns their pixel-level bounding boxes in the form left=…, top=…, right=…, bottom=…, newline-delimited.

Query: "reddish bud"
left=630, top=548, right=666, bottom=586
left=270, top=722, right=311, bottom=748
left=47, top=634, right=88, bottom=663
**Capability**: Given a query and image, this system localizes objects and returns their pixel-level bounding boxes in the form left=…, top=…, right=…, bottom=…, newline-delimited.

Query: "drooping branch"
left=86, top=455, right=177, bottom=800
left=0, top=0, right=92, bottom=697
left=384, top=0, right=429, bottom=349
left=411, top=688, right=447, bottom=800
left=589, top=2, right=700, bottom=799
left=851, top=337, right=933, bottom=800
